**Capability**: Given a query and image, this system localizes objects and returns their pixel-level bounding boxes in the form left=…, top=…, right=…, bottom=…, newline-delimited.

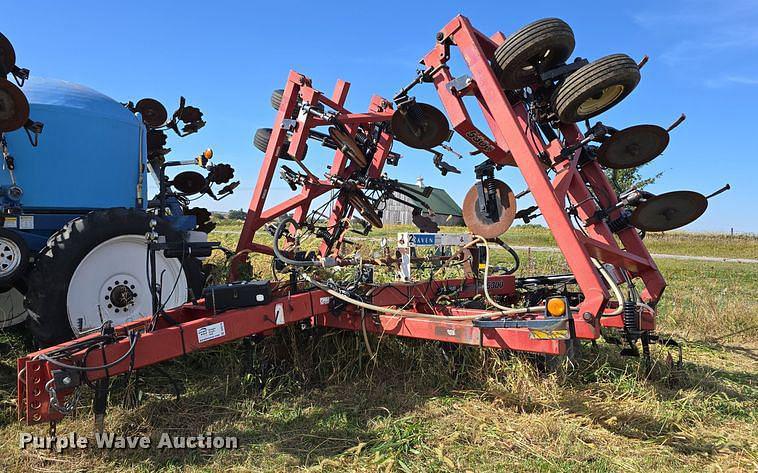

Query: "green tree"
left=227, top=208, right=247, bottom=220
left=604, top=164, right=662, bottom=194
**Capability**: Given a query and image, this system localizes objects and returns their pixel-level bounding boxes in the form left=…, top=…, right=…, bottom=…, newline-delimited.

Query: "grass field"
left=0, top=225, right=755, bottom=472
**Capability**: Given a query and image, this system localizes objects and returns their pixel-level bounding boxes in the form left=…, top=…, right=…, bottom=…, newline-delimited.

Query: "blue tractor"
left=0, top=33, right=237, bottom=345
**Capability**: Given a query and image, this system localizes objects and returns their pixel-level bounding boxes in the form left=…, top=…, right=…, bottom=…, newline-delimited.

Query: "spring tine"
left=637, top=55, right=649, bottom=69
left=666, top=113, right=686, bottom=132
left=705, top=184, right=730, bottom=199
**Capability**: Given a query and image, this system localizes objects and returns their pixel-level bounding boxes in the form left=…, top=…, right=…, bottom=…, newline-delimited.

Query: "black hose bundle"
left=273, top=217, right=320, bottom=267
left=492, top=238, right=520, bottom=275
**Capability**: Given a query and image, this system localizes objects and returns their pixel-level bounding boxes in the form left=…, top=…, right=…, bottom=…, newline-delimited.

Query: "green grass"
left=0, top=226, right=755, bottom=472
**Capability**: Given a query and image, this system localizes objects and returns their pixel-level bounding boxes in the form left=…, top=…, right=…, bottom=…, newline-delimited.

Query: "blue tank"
left=2, top=77, right=147, bottom=210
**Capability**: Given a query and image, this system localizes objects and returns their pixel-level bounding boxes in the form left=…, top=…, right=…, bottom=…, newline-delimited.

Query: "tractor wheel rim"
left=0, top=236, right=21, bottom=277
left=577, top=84, right=624, bottom=116
left=66, top=234, right=188, bottom=335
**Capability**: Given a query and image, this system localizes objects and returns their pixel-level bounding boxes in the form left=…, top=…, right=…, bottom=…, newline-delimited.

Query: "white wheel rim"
left=0, top=288, right=27, bottom=328
left=67, top=235, right=189, bottom=335
left=0, top=236, right=22, bottom=277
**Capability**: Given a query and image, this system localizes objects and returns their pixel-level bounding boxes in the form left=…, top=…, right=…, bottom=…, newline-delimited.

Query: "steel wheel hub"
left=67, top=235, right=189, bottom=335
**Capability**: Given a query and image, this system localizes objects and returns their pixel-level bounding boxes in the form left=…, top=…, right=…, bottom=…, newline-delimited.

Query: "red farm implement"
left=18, top=15, right=725, bottom=429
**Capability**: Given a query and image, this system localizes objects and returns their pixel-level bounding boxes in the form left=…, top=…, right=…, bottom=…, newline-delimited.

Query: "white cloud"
left=632, top=0, right=758, bottom=86
left=704, top=75, right=758, bottom=88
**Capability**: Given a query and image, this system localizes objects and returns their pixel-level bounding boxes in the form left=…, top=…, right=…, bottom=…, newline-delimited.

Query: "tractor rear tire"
left=25, top=208, right=204, bottom=347
left=493, top=18, right=575, bottom=90
left=552, top=54, right=640, bottom=123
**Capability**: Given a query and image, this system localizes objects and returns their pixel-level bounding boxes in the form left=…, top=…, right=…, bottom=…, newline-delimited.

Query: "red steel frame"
left=231, top=71, right=395, bottom=270
left=17, top=15, right=665, bottom=426
left=421, top=15, right=665, bottom=338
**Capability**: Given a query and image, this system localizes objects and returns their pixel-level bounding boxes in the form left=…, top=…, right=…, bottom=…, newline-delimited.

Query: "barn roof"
left=396, top=183, right=463, bottom=217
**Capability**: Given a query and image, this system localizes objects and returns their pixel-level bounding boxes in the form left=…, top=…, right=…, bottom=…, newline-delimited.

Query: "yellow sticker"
left=3, top=217, right=17, bottom=228
left=529, top=329, right=569, bottom=340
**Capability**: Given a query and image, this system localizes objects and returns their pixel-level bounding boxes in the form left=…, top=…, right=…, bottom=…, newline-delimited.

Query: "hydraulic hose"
left=591, top=258, right=655, bottom=317
left=592, top=258, right=625, bottom=316
left=273, top=217, right=321, bottom=267
left=37, top=331, right=140, bottom=372
left=492, top=238, right=520, bottom=275
left=302, top=235, right=548, bottom=321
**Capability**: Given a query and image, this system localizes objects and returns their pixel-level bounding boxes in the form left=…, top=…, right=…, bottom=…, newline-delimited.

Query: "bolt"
left=62, top=376, right=71, bottom=385
left=436, top=32, right=444, bottom=42
left=582, top=312, right=594, bottom=322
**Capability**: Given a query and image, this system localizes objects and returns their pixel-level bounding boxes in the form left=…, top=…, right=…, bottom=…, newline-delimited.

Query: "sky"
left=2, top=0, right=756, bottom=233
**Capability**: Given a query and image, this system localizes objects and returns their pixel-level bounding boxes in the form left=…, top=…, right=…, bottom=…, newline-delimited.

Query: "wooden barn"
left=381, top=177, right=464, bottom=227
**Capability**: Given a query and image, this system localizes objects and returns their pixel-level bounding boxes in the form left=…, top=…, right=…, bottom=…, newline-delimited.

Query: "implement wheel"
left=493, top=18, right=575, bottom=90
left=25, top=208, right=203, bottom=347
left=552, top=54, right=640, bottom=123
left=253, top=128, right=307, bottom=161
left=271, top=89, right=284, bottom=111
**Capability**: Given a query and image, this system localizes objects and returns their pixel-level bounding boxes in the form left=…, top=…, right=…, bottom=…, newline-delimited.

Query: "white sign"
left=19, top=215, right=34, bottom=229
left=197, top=322, right=226, bottom=343
left=396, top=232, right=473, bottom=248
left=274, top=303, right=285, bottom=325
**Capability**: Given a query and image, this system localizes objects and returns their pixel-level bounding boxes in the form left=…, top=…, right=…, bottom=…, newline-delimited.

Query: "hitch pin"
left=706, top=184, right=730, bottom=200
left=666, top=113, right=686, bottom=132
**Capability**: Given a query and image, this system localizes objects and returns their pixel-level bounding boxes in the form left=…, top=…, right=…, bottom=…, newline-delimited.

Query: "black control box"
left=203, top=280, right=272, bottom=312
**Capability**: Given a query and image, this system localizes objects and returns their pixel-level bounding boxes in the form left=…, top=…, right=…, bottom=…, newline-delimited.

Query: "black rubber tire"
left=253, top=128, right=306, bottom=161
left=271, top=89, right=285, bottom=111
left=493, top=18, right=575, bottom=90
left=552, top=54, right=640, bottom=123
left=270, top=88, right=323, bottom=113
left=0, top=229, right=29, bottom=287
left=253, top=127, right=274, bottom=153
left=25, top=208, right=204, bottom=347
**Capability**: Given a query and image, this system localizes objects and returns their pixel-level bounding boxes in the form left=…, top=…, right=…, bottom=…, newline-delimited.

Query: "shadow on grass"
left=2, top=326, right=755, bottom=469
left=549, top=343, right=756, bottom=456
left=75, top=331, right=461, bottom=470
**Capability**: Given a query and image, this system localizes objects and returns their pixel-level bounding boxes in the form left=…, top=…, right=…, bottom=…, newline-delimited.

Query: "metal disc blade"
left=179, top=105, right=203, bottom=123
left=0, top=78, right=29, bottom=132
left=412, top=213, right=439, bottom=233
left=630, top=190, right=707, bottom=232
left=391, top=103, right=450, bottom=149
left=329, top=127, right=368, bottom=167
left=462, top=179, right=517, bottom=238
left=0, top=33, right=16, bottom=74
left=172, top=171, right=207, bottom=195
left=147, top=129, right=168, bottom=150
left=597, top=124, right=669, bottom=169
left=347, top=190, right=383, bottom=228
left=185, top=207, right=214, bottom=232
left=135, top=98, right=168, bottom=128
